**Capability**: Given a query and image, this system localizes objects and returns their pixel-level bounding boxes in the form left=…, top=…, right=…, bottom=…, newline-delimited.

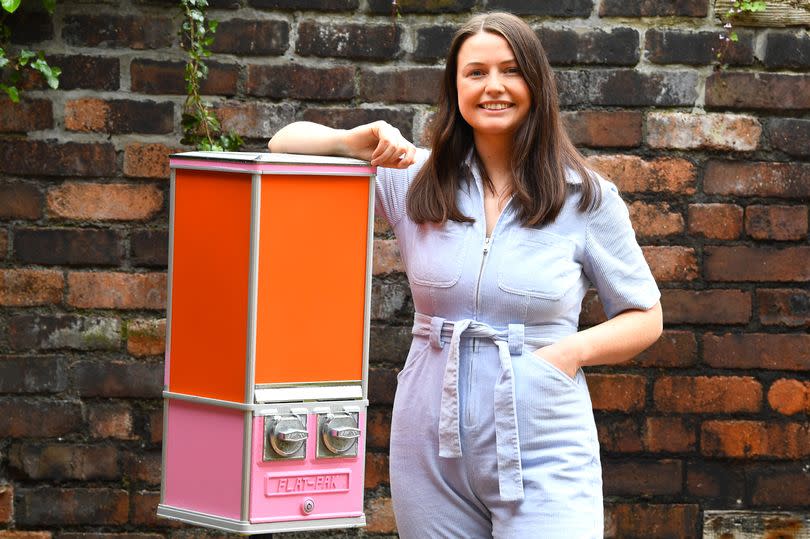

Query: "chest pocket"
left=408, top=220, right=471, bottom=288
left=497, top=228, right=580, bottom=300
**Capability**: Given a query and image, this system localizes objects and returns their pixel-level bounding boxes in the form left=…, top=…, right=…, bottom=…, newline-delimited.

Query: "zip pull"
left=483, top=236, right=492, bottom=254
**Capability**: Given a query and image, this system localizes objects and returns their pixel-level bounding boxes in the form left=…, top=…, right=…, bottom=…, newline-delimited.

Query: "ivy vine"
left=716, top=0, right=767, bottom=65
left=0, top=0, right=61, bottom=102
left=179, top=0, right=242, bottom=151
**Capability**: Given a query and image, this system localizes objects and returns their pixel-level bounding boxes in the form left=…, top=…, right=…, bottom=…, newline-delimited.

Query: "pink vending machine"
left=158, top=151, right=376, bottom=533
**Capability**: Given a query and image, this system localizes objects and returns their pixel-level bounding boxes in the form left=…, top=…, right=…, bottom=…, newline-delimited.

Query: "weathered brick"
left=634, top=330, right=697, bottom=368
left=247, top=65, right=355, bottom=101
left=767, top=379, right=810, bottom=416
left=628, top=201, right=684, bottom=238
left=706, top=72, right=810, bottom=110
left=538, top=27, right=638, bottom=66
left=763, top=31, right=810, bottom=69
left=216, top=102, right=296, bottom=139
left=302, top=107, right=415, bottom=143
left=131, top=229, right=168, bottom=267
left=65, top=98, right=173, bottom=134
left=369, top=367, right=397, bottom=405
left=745, top=205, right=807, bottom=241
left=642, top=246, right=698, bottom=282
left=0, top=229, right=7, bottom=260
left=644, top=417, right=696, bottom=453
left=249, top=0, right=358, bottom=10
left=8, top=8, right=52, bottom=43
left=297, top=21, right=400, bottom=60
left=647, top=112, right=761, bottom=151
left=366, top=407, right=391, bottom=449
left=0, top=356, right=67, bottom=393
left=749, top=464, right=810, bottom=507
left=73, top=360, right=163, bottom=398
left=559, top=69, right=699, bottom=107
left=704, top=161, right=810, bottom=199
left=369, top=0, right=474, bottom=13
left=653, top=376, right=762, bottom=413
left=0, top=182, right=43, bottom=220
left=758, top=288, right=810, bottom=327
left=67, top=272, right=167, bottom=310
left=15, top=488, right=128, bottom=525
left=563, top=111, right=642, bottom=148
left=131, top=490, right=183, bottom=528
left=0, top=98, right=52, bottom=132
left=360, top=67, right=443, bottom=104
left=364, top=452, right=389, bottom=489
left=0, top=483, right=11, bottom=523
left=0, top=269, right=63, bottom=306
left=0, top=532, right=52, bottom=539
left=605, top=504, right=700, bottom=539
left=212, top=19, right=289, bottom=55
left=49, top=55, right=120, bottom=91
left=687, top=203, right=743, bottom=240
left=87, top=402, right=136, bottom=440
left=646, top=29, right=753, bottom=65
left=702, top=420, right=810, bottom=459
left=369, top=326, right=412, bottom=365
left=8, top=315, right=121, bottom=351
left=9, top=443, right=120, bottom=480
left=130, top=59, right=239, bottom=96
left=148, top=408, right=163, bottom=444
left=123, top=143, right=178, bottom=180
left=60, top=534, right=163, bottom=539
left=414, top=25, right=456, bottom=63
left=597, top=417, right=643, bottom=453
left=0, top=141, right=116, bottom=177
left=587, top=374, right=646, bottom=412
left=768, top=118, right=810, bottom=157
left=47, top=182, right=164, bottom=221
left=705, top=246, right=810, bottom=282
left=122, top=450, right=161, bottom=485
left=0, top=400, right=82, bottom=437
left=62, top=15, right=173, bottom=49
left=371, top=278, right=411, bottom=321
left=15, top=228, right=121, bottom=266
left=600, top=0, right=708, bottom=16
left=703, top=333, right=810, bottom=371
left=579, top=289, right=607, bottom=326
left=660, top=289, right=751, bottom=325
left=588, top=155, right=696, bottom=194
left=603, top=459, right=682, bottom=496
left=127, top=318, right=166, bottom=357
left=686, top=462, right=745, bottom=505
left=364, top=496, right=396, bottom=533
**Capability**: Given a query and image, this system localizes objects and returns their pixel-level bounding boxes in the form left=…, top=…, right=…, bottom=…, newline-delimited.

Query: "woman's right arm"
left=267, top=121, right=417, bottom=169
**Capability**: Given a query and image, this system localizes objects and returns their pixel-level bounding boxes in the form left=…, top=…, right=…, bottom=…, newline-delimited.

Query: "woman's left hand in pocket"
left=533, top=342, right=581, bottom=379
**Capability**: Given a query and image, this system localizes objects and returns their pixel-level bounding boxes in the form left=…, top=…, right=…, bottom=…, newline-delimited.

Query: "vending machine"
left=157, top=151, right=375, bottom=534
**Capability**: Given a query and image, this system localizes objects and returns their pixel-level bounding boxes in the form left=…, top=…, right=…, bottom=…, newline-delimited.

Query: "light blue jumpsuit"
left=376, top=149, right=660, bottom=538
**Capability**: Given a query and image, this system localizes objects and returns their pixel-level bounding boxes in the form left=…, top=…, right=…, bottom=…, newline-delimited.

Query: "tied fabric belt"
left=411, top=312, right=555, bottom=503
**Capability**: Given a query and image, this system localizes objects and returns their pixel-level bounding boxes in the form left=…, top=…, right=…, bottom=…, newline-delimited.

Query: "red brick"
left=705, top=246, right=810, bottom=282
left=686, top=462, right=745, bottom=503
left=67, top=272, right=166, bottom=310
left=745, top=205, right=808, bottom=240
left=0, top=356, right=67, bottom=393
left=0, top=483, right=11, bottom=523
left=212, top=19, right=289, bottom=56
left=131, top=229, right=168, bottom=268
left=364, top=496, right=396, bottom=533
left=0, top=533, right=51, bottom=539
left=148, top=408, right=163, bottom=444
left=359, top=67, right=443, bottom=104
left=373, top=239, right=404, bottom=275
left=364, top=452, right=389, bottom=488
left=16, top=487, right=129, bottom=526
left=644, top=417, right=696, bottom=453
left=0, top=141, right=116, bottom=177
left=653, top=376, right=762, bottom=413
left=0, top=269, right=63, bottom=306
left=767, top=379, right=810, bottom=416
left=62, top=14, right=173, bottom=49
left=587, top=374, right=646, bottom=412
left=579, top=289, right=607, bottom=326
left=704, top=161, right=810, bottom=198
left=14, top=228, right=121, bottom=266
left=0, top=400, right=83, bottom=438
left=127, top=318, right=166, bottom=357
left=73, top=360, right=163, bottom=398
left=131, top=59, right=239, bottom=96
left=296, top=21, right=400, bottom=61
left=65, top=98, right=173, bottom=134
left=749, top=464, right=810, bottom=507
left=627, top=201, right=684, bottom=238
left=47, top=182, right=164, bottom=221
left=648, top=112, right=760, bottom=150
left=563, top=111, right=642, bottom=148
left=768, top=117, right=810, bottom=157
left=603, top=459, right=682, bottom=496
left=301, top=107, right=415, bottom=142
left=706, top=72, right=810, bottom=111
left=131, top=491, right=184, bottom=528
left=87, top=402, right=136, bottom=440
left=366, top=407, right=391, bottom=449
left=0, top=182, right=43, bottom=219
left=703, top=333, right=810, bottom=371
left=0, top=229, right=6, bottom=259
left=122, top=450, right=161, bottom=485
left=0, top=98, right=52, bottom=132
left=701, top=420, right=810, bottom=459
left=124, top=143, right=180, bottom=179
left=215, top=102, right=296, bottom=139
left=661, top=289, right=751, bottom=325
left=597, top=417, right=643, bottom=453
left=247, top=65, right=355, bottom=101
left=687, top=203, right=743, bottom=240
left=588, top=155, right=696, bottom=194
left=642, top=246, right=698, bottom=283
left=369, top=368, right=397, bottom=405
left=634, top=330, right=697, bottom=368
left=605, top=504, right=700, bottom=539
left=9, top=443, right=120, bottom=481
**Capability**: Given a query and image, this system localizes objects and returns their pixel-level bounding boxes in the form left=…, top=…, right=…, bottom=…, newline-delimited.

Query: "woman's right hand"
left=344, top=121, right=417, bottom=169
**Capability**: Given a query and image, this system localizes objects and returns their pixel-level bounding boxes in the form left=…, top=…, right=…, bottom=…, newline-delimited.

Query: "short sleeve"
left=582, top=178, right=660, bottom=319
left=375, top=148, right=430, bottom=227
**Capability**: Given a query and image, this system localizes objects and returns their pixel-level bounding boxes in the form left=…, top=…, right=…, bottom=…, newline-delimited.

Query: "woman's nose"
left=485, top=72, right=505, bottom=94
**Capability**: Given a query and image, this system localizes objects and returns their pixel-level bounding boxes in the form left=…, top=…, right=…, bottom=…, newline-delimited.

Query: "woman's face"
left=455, top=31, right=531, bottom=142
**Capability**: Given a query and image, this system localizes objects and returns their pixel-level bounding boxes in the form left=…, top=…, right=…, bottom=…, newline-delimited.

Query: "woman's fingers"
left=368, top=122, right=416, bottom=168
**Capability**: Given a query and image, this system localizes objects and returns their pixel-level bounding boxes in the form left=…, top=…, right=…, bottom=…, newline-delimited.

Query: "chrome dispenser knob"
left=264, top=414, right=308, bottom=460
left=320, top=412, right=360, bottom=456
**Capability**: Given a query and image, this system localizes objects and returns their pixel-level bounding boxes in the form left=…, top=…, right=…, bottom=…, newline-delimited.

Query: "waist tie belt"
left=411, top=312, right=555, bottom=503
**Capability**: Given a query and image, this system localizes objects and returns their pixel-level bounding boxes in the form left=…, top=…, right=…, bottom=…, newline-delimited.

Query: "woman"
left=269, top=12, right=662, bottom=538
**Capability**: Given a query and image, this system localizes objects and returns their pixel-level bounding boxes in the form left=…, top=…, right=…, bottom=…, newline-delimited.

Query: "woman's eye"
left=469, top=70, right=483, bottom=77
left=506, top=67, right=521, bottom=75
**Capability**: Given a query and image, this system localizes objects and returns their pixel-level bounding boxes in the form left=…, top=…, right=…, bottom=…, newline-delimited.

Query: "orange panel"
left=255, top=175, right=370, bottom=385
left=169, top=169, right=252, bottom=402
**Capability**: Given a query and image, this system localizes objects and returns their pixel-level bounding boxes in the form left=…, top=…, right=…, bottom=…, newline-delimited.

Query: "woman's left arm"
left=536, top=301, right=663, bottom=377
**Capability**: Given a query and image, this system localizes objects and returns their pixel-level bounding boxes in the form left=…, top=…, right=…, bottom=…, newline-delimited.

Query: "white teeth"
left=481, top=103, right=511, bottom=110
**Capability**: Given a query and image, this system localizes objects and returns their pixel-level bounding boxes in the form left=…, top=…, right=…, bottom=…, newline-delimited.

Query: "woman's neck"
left=473, top=134, right=514, bottom=193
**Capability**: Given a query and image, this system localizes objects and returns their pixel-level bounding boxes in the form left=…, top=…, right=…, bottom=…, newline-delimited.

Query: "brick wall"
left=1, top=0, right=808, bottom=537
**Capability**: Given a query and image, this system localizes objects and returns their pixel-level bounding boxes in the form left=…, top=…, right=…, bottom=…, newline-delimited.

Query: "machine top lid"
left=170, top=151, right=370, bottom=166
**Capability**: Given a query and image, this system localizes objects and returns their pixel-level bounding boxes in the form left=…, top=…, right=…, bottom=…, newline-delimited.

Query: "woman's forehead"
left=456, top=32, right=515, bottom=66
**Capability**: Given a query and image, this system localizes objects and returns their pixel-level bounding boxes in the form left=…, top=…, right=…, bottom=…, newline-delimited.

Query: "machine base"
left=157, top=504, right=367, bottom=534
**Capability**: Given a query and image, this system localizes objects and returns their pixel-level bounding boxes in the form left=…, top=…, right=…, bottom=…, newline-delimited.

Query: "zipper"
left=474, top=235, right=492, bottom=321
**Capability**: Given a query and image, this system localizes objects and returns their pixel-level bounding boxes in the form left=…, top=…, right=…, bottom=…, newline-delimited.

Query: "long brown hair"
left=406, top=12, right=599, bottom=226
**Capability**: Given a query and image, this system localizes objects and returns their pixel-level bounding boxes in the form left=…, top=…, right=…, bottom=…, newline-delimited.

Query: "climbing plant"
left=179, top=0, right=242, bottom=151
left=716, top=0, right=767, bottom=65
left=0, top=0, right=61, bottom=102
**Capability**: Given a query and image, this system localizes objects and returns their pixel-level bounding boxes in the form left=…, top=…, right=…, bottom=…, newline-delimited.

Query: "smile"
left=479, top=103, right=513, bottom=110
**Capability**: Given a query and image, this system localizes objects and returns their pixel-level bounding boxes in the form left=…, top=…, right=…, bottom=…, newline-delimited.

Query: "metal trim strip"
left=362, top=174, right=375, bottom=400
left=254, top=385, right=363, bottom=403
left=163, top=391, right=255, bottom=410
left=165, top=169, right=176, bottom=390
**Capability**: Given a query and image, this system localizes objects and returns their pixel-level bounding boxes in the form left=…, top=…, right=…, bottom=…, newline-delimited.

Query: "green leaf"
left=730, top=31, right=739, bottom=42
left=41, top=0, right=56, bottom=13
left=1, top=0, right=22, bottom=14
left=19, top=50, right=36, bottom=66
left=0, top=56, right=8, bottom=69
left=1, top=84, right=20, bottom=102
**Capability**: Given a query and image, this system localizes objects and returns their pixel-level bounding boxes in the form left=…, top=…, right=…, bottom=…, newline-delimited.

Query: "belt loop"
left=429, top=316, right=446, bottom=349
left=507, top=324, right=524, bottom=356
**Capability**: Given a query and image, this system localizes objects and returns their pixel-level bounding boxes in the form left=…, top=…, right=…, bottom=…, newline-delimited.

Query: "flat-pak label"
left=265, top=469, right=351, bottom=496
